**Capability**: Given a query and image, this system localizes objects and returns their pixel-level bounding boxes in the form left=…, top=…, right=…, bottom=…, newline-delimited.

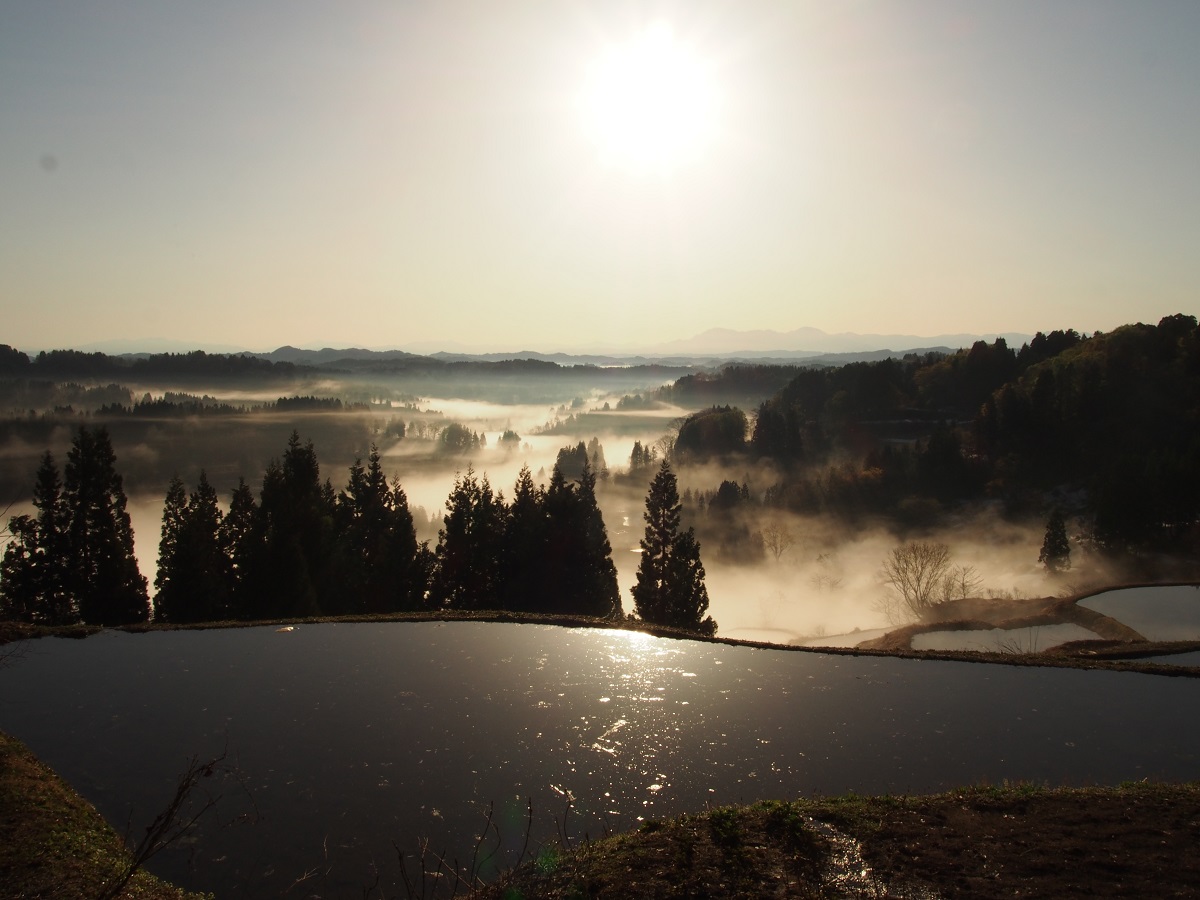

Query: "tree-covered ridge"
left=0, top=348, right=313, bottom=379
left=0, top=343, right=693, bottom=384
left=666, top=315, right=1200, bottom=560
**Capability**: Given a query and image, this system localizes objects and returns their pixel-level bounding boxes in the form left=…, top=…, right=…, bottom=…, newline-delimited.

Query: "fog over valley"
left=6, top=320, right=1189, bottom=642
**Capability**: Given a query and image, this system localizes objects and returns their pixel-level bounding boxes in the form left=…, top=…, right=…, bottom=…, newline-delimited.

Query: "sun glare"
left=578, top=24, right=719, bottom=173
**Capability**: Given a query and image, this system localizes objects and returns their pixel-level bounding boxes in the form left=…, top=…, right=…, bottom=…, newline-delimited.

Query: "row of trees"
left=2, top=429, right=717, bottom=635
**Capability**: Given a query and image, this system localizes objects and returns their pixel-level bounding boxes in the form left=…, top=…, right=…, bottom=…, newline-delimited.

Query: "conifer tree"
left=219, top=478, right=258, bottom=615
left=566, top=463, right=621, bottom=617
left=248, top=432, right=333, bottom=618
left=154, top=472, right=229, bottom=623
left=337, top=446, right=428, bottom=613
left=0, top=452, right=73, bottom=624
left=181, top=472, right=229, bottom=617
left=64, top=427, right=149, bottom=625
left=632, top=461, right=715, bottom=634
left=502, top=465, right=547, bottom=612
left=1039, top=509, right=1071, bottom=573
left=0, top=516, right=40, bottom=623
left=429, top=468, right=505, bottom=610
left=155, top=476, right=188, bottom=604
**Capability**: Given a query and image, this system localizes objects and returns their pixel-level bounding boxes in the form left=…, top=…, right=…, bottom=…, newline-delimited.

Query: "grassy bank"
left=480, top=781, right=1200, bottom=899
left=0, top=730, right=208, bottom=900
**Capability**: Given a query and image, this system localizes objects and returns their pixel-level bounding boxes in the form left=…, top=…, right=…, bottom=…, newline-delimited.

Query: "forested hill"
left=0, top=345, right=696, bottom=383
left=0, top=348, right=314, bottom=380
left=704, top=314, right=1199, bottom=556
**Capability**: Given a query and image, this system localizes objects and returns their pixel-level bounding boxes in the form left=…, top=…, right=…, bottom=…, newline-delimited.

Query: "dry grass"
left=479, top=782, right=1200, bottom=899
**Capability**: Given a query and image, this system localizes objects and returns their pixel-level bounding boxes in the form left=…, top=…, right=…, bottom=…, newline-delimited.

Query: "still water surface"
left=1, top=622, right=1198, bottom=895
left=1078, top=584, right=1200, bottom=641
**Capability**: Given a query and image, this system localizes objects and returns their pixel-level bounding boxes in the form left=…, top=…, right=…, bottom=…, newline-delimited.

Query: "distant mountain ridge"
left=41, top=326, right=1033, bottom=362
left=648, top=326, right=1033, bottom=356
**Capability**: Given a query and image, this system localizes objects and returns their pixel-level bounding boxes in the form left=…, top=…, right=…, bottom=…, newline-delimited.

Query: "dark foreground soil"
left=0, top=731, right=208, bottom=900
left=481, top=782, right=1200, bottom=899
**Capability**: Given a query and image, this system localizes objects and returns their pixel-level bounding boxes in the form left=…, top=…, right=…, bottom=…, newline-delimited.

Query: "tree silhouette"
left=553, top=442, right=590, bottom=482
left=154, top=476, right=188, bottom=612
left=336, top=446, right=429, bottom=613
left=154, top=472, right=229, bottom=623
left=64, top=427, right=148, bottom=625
left=543, top=462, right=621, bottom=618
left=429, top=468, right=505, bottom=610
left=219, top=478, right=258, bottom=615
left=761, top=521, right=795, bottom=562
left=0, top=452, right=73, bottom=624
left=245, top=432, right=334, bottom=618
left=879, top=541, right=951, bottom=621
left=632, top=461, right=715, bottom=634
left=1039, top=510, right=1071, bottom=573
left=501, top=465, right=548, bottom=612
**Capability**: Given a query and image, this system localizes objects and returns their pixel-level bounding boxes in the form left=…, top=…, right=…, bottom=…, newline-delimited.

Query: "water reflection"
left=799, top=627, right=891, bottom=648
left=1078, top=585, right=1200, bottom=641
left=0, top=622, right=1198, bottom=897
left=911, top=623, right=1099, bottom=653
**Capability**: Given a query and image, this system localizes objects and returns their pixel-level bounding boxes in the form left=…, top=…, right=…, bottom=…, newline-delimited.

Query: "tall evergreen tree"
left=154, top=475, right=188, bottom=604
left=0, top=516, right=41, bottom=623
left=247, top=432, right=333, bottom=618
left=64, top=427, right=149, bottom=625
left=571, top=465, right=624, bottom=619
left=532, top=459, right=622, bottom=617
left=0, top=452, right=73, bottom=624
left=1039, top=509, right=1071, bottom=573
left=632, top=461, right=715, bottom=635
left=429, top=468, right=505, bottom=610
left=337, top=446, right=428, bottom=613
left=219, top=478, right=258, bottom=616
left=501, top=465, right=548, bottom=612
left=154, top=472, right=229, bottom=622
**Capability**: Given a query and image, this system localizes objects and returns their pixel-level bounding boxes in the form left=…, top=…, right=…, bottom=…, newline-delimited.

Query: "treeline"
left=669, top=315, right=1200, bottom=558
left=0, top=429, right=642, bottom=627
left=100, top=394, right=372, bottom=416
left=0, top=344, right=692, bottom=388
left=0, top=347, right=312, bottom=379
left=657, top=365, right=805, bottom=407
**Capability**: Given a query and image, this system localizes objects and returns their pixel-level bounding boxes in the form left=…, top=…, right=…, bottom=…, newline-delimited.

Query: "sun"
left=578, top=24, right=719, bottom=174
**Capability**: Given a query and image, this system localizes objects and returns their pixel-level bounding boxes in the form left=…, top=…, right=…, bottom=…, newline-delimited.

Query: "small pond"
left=2, top=622, right=1199, bottom=897
left=1078, top=585, right=1200, bottom=641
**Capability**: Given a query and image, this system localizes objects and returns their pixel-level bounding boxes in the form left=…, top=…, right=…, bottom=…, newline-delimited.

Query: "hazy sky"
left=2, top=1, right=1198, bottom=353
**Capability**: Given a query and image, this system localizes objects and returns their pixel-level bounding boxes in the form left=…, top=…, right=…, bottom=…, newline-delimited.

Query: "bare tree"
left=878, top=541, right=952, bottom=620
left=761, top=521, right=795, bottom=562
left=654, top=418, right=683, bottom=463
left=809, top=551, right=843, bottom=591
left=939, top=565, right=983, bottom=603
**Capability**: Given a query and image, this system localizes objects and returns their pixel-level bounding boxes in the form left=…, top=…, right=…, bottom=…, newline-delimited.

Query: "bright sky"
left=2, top=1, right=1198, bottom=353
